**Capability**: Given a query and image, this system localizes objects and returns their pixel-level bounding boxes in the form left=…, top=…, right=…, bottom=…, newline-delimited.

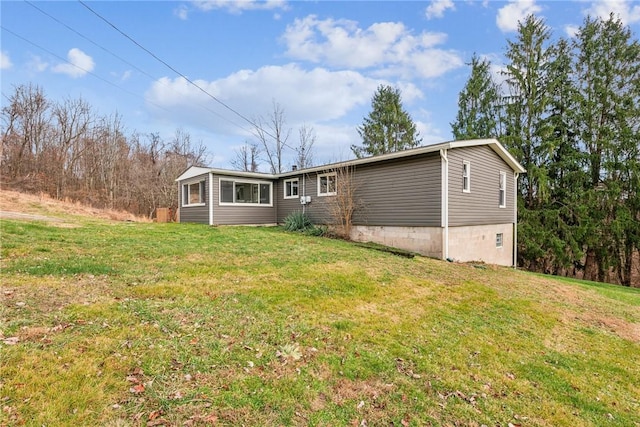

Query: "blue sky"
left=2, top=0, right=639, bottom=170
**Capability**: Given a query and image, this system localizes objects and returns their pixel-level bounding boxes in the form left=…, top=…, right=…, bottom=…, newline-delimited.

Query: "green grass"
left=1, top=217, right=639, bottom=426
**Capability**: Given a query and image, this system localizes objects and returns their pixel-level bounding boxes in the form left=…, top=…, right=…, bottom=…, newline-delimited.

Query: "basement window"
left=182, top=180, right=205, bottom=206
left=496, top=233, right=504, bottom=248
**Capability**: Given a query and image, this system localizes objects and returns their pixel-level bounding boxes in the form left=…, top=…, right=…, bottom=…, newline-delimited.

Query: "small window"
left=496, top=233, right=503, bottom=248
left=318, top=172, right=337, bottom=196
left=499, top=172, right=506, bottom=208
left=219, top=178, right=272, bottom=206
left=284, top=178, right=299, bottom=199
left=462, top=161, right=470, bottom=193
left=182, top=180, right=205, bottom=206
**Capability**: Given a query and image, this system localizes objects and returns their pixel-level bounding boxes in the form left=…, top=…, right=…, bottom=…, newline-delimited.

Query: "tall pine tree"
left=573, top=14, right=640, bottom=284
left=352, top=85, right=421, bottom=158
left=501, top=15, right=557, bottom=271
left=451, top=54, right=502, bottom=140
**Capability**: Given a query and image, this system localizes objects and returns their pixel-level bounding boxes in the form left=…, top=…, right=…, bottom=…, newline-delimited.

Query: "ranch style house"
left=176, top=138, right=526, bottom=266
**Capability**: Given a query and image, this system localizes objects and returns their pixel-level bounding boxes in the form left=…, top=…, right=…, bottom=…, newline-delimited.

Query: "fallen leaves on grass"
left=276, top=343, right=302, bottom=363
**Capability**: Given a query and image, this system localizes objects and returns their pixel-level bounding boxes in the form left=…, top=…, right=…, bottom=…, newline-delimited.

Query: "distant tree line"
left=1, top=83, right=207, bottom=218
left=451, top=14, right=639, bottom=286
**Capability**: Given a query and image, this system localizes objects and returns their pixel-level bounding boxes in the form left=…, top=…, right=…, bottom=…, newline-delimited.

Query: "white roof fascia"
left=175, top=166, right=211, bottom=182
left=207, top=169, right=278, bottom=180
left=176, top=166, right=277, bottom=182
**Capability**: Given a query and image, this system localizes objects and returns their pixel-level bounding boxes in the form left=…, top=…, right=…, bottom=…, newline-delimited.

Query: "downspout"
left=513, top=172, right=519, bottom=268
left=209, top=172, right=214, bottom=226
left=302, top=173, right=306, bottom=214
left=440, top=149, right=449, bottom=261
left=177, top=181, right=181, bottom=223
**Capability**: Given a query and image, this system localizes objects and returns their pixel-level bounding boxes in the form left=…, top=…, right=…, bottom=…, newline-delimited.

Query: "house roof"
left=175, top=138, right=526, bottom=182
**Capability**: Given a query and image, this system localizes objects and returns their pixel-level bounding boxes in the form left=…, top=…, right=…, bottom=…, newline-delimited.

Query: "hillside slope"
left=1, top=193, right=639, bottom=426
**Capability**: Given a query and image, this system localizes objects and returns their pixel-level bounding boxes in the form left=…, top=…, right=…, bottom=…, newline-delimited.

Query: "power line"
left=1, top=25, right=180, bottom=119
left=4, top=4, right=250, bottom=136
left=77, top=0, right=275, bottom=141
left=24, top=0, right=156, bottom=83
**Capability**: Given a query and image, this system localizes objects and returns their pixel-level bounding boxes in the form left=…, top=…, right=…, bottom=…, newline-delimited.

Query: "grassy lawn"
left=1, top=216, right=639, bottom=426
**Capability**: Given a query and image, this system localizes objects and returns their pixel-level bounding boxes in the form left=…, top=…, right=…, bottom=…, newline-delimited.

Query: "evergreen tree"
left=352, top=85, right=421, bottom=158
left=501, top=15, right=557, bottom=272
left=451, top=54, right=502, bottom=140
left=572, top=14, right=640, bottom=284
left=543, top=38, right=588, bottom=274
left=501, top=14, right=555, bottom=209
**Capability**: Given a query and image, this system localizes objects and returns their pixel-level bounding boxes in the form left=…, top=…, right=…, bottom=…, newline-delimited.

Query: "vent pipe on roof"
left=292, top=165, right=297, bottom=171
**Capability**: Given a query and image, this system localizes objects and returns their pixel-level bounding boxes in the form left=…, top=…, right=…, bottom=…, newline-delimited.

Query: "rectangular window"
left=499, top=172, right=506, bottom=208
left=462, top=161, right=470, bottom=193
left=182, top=180, right=205, bottom=206
left=496, top=233, right=503, bottom=248
left=284, top=178, right=299, bottom=199
left=219, top=178, right=272, bottom=206
left=318, top=172, right=337, bottom=196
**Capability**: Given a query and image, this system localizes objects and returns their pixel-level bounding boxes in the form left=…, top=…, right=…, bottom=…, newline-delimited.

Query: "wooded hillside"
left=1, top=83, right=207, bottom=218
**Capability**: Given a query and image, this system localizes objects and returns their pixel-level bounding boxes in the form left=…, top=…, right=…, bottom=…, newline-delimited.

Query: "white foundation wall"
left=448, top=224, right=514, bottom=266
left=350, top=225, right=443, bottom=259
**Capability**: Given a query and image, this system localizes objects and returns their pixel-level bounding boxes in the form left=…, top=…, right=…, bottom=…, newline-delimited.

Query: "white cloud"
left=111, top=70, right=132, bottom=81
left=145, top=63, right=426, bottom=164
left=496, top=0, right=542, bottom=32
left=192, top=0, right=288, bottom=14
left=281, top=16, right=463, bottom=79
left=565, top=24, right=580, bottom=38
left=425, top=0, right=455, bottom=20
left=146, top=64, right=408, bottom=127
left=27, top=55, right=49, bottom=73
left=52, top=48, right=94, bottom=78
left=584, top=0, right=640, bottom=24
left=1, top=51, right=12, bottom=69
left=174, top=5, right=189, bottom=20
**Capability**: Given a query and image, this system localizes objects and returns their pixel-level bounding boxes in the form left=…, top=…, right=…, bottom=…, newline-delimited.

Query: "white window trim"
left=462, top=160, right=471, bottom=193
left=218, top=177, right=273, bottom=207
left=496, top=233, right=504, bottom=248
left=284, top=178, right=299, bottom=199
left=182, top=179, right=206, bottom=207
left=317, top=172, right=337, bottom=197
left=499, top=171, right=507, bottom=208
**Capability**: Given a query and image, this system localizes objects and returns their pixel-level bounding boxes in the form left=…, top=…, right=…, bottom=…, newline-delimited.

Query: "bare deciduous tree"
left=253, top=100, right=290, bottom=174
left=294, top=124, right=316, bottom=170
left=325, top=166, right=362, bottom=239
left=231, top=141, right=261, bottom=172
left=52, top=97, right=92, bottom=199
left=1, top=83, right=51, bottom=181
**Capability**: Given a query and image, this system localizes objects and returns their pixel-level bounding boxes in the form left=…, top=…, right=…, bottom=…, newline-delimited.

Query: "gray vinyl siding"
left=448, top=145, right=516, bottom=226
left=352, top=153, right=441, bottom=226
left=276, top=178, right=305, bottom=223
left=178, top=173, right=209, bottom=224
left=278, top=153, right=441, bottom=227
left=211, top=174, right=277, bottom=225
left=296, top=172, right=333, bottom=224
